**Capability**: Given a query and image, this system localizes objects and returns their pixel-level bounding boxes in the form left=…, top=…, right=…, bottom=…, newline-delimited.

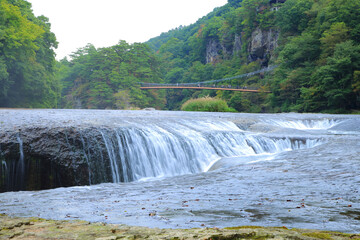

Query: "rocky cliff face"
left=205, top=27, right=279, bottom=66
left=247, top=27, right=279, bottom=66
left=206, top=39, right=222, bottom=64
left=205, top=0, right=284, bottom=66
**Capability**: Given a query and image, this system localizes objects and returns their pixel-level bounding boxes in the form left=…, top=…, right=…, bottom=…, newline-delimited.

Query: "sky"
left=27, top=0, right=228, bottom=60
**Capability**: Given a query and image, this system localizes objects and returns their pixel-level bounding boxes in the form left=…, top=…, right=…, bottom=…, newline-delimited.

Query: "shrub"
left=181, top=96, right=236, bottom=112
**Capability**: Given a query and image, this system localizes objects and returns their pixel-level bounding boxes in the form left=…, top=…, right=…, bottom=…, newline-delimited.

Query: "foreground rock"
left=0, top=215, right=359, bottom=240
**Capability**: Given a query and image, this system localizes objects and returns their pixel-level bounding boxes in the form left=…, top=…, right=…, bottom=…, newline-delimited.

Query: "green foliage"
left=145, top=0, right=278, bottom=112
left=229, top=92, right=251, bottom=112
left=276, top=0, right=313, bottom=34
left=269, top=0, right=360, bottom=112
left=320, top=22, right=349, bottom=57
left=1, top=0, right=359, bottom=112
left=0, top=0, right=58, bottom=108
left=280, top=33, right=321, bottom=68
left=58, top=41, right=165, bottom=109
left=54, top=0, right=360, bottom=113
left=181, top=96, right=235, bottom=112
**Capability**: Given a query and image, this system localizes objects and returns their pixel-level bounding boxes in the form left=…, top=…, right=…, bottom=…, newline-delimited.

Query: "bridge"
left=139, top=65, right=277, bottom=93
left=140, top=84, right=270, bottom=93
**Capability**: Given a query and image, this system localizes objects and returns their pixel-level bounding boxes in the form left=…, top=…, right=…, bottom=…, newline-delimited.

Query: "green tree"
left=0, top=0, right=58, bottom=108
left=277, top=0, right=314, bottom=35
left=59, top=41, right=165, bottom=109
left=310, top=41, right=360, bottom=110
left=320, top=22, right=349, bottom=57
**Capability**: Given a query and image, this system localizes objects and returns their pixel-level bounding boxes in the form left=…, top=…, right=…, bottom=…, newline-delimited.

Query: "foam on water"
left=267, top=118, right=340, bottom=130
left=87, top=120, right=324, bottom=183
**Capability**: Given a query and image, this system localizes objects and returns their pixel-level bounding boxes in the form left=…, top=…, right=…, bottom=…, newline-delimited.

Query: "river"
left=0, top=109, right=359, bottom=232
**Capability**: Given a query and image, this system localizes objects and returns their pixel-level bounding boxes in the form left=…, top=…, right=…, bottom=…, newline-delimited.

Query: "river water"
left=0, top=110, right=359, bottom=232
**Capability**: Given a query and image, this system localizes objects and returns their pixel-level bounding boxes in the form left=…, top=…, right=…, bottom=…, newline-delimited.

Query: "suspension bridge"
left=139, top=65, right=277, bottom=93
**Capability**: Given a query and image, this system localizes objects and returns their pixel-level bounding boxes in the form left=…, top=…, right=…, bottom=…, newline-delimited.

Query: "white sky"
left=27, top=0, right=228, bottom=59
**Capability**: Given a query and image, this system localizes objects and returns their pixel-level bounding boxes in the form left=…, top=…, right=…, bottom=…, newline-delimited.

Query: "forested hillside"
left=147, top=0, right=360, bottom=113
left=0, top=0, right=58, bottom=108
left=1, top=0, right=360, bottom=112
left=57, top=42, right=165, bottom=109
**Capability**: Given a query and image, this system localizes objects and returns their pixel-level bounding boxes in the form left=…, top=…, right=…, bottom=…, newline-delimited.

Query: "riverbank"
left=0, top=215, right=359, bottom=240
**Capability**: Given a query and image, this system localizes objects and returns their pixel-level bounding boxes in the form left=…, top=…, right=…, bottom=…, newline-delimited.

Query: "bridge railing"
left=139, top=82, right=259, bottom=90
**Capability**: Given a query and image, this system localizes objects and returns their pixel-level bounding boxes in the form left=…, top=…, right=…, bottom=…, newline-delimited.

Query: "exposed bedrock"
left=0, top=127, right=113, bottom=192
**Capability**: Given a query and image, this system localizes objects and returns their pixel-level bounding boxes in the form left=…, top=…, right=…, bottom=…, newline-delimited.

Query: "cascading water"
left=82, top=120, right=323, bottom=184
left=16, top=134, right=25, bottom=189
left=1, top=110, right=359, bottom=232
left=0, top=112, right=331, bottom=192
left=266, top=118, right=340, bottom=130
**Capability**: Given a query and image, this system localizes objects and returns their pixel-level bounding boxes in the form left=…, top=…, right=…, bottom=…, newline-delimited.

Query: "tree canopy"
left=58, top=41, right=165, bottom=109
left=0, top=0, right=58, bottom=108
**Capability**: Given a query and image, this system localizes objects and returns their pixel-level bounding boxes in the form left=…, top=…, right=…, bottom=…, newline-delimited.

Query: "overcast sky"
left=27, top=0, right=228, bottom=59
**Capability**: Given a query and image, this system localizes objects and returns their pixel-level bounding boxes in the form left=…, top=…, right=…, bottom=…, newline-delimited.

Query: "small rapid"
left=266, top=118, right=340, bottom=130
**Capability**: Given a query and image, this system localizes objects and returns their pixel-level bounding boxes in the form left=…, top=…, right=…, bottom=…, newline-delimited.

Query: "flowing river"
left=0, top=109, right=359, bottom=232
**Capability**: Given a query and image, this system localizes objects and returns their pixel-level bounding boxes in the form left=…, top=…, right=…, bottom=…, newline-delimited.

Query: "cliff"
left=205, top=27, right=279, bottom=66
left=204, top=1, right=284, bottom=66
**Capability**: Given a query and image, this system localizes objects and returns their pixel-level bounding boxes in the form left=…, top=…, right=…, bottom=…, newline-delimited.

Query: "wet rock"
left=0, top=126, right=112, bottom=192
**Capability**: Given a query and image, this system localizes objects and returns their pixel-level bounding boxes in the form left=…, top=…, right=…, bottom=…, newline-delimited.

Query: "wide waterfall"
left=87, top=121, right=322, bottom=183
left=1, top=112, right=324, bottom=192
left=0, top=110, right=359, bottom=233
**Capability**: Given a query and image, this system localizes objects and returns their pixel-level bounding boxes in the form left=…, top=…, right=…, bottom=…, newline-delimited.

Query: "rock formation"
left=248, top=27, right=279, bottom=66
left=205, top=1, right=284, bottom=65
left=0, top=127, right=111, bottom=192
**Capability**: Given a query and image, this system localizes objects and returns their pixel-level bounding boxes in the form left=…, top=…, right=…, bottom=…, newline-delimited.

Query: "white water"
left=1, top=110, right=359, bottom=233
left=0, top=113, right=330, bottom=190
left=93, top=120, right=323, bottom=183
left=267, top=118, right=340, bottom=130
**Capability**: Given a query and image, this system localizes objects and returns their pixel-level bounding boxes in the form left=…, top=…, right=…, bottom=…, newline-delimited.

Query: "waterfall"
left=0, top=134, right=26, bottom=191
left=1, top=160, right=9, bottom=189
left=0, top=118, right=325, bottom=192
left=88, top=120, right=323, bottom=183
left=101, top=131, right=121, bottom=183
left=17, top=135, right=25, bottom=189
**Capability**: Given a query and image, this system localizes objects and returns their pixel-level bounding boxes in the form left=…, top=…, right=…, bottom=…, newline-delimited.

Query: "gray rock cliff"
left=247, top=27, right=279, bottom=65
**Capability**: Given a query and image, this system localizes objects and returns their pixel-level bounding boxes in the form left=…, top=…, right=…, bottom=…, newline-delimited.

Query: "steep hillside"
left=147, top=0, right=360, bottom=113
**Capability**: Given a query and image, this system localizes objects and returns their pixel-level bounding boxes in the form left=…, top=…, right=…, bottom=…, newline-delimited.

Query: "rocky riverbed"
left=1, top=110, right=360, bottom=233
left=1, top=215, right=359, bottom=240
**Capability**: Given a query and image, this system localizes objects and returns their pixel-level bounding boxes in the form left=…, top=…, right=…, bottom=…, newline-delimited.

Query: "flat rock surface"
left=1, top=215, right=359, bottom=240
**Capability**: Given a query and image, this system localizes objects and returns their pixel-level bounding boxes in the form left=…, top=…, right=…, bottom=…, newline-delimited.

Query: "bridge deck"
left=140, top=86, right=271, bottom=93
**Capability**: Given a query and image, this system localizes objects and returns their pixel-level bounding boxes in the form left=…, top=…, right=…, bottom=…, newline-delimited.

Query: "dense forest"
left=0, top=0, right=58, bottom=108
left=57, top=42, right=165, bottom=109
left=1, top=0, right=360, bottom=113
